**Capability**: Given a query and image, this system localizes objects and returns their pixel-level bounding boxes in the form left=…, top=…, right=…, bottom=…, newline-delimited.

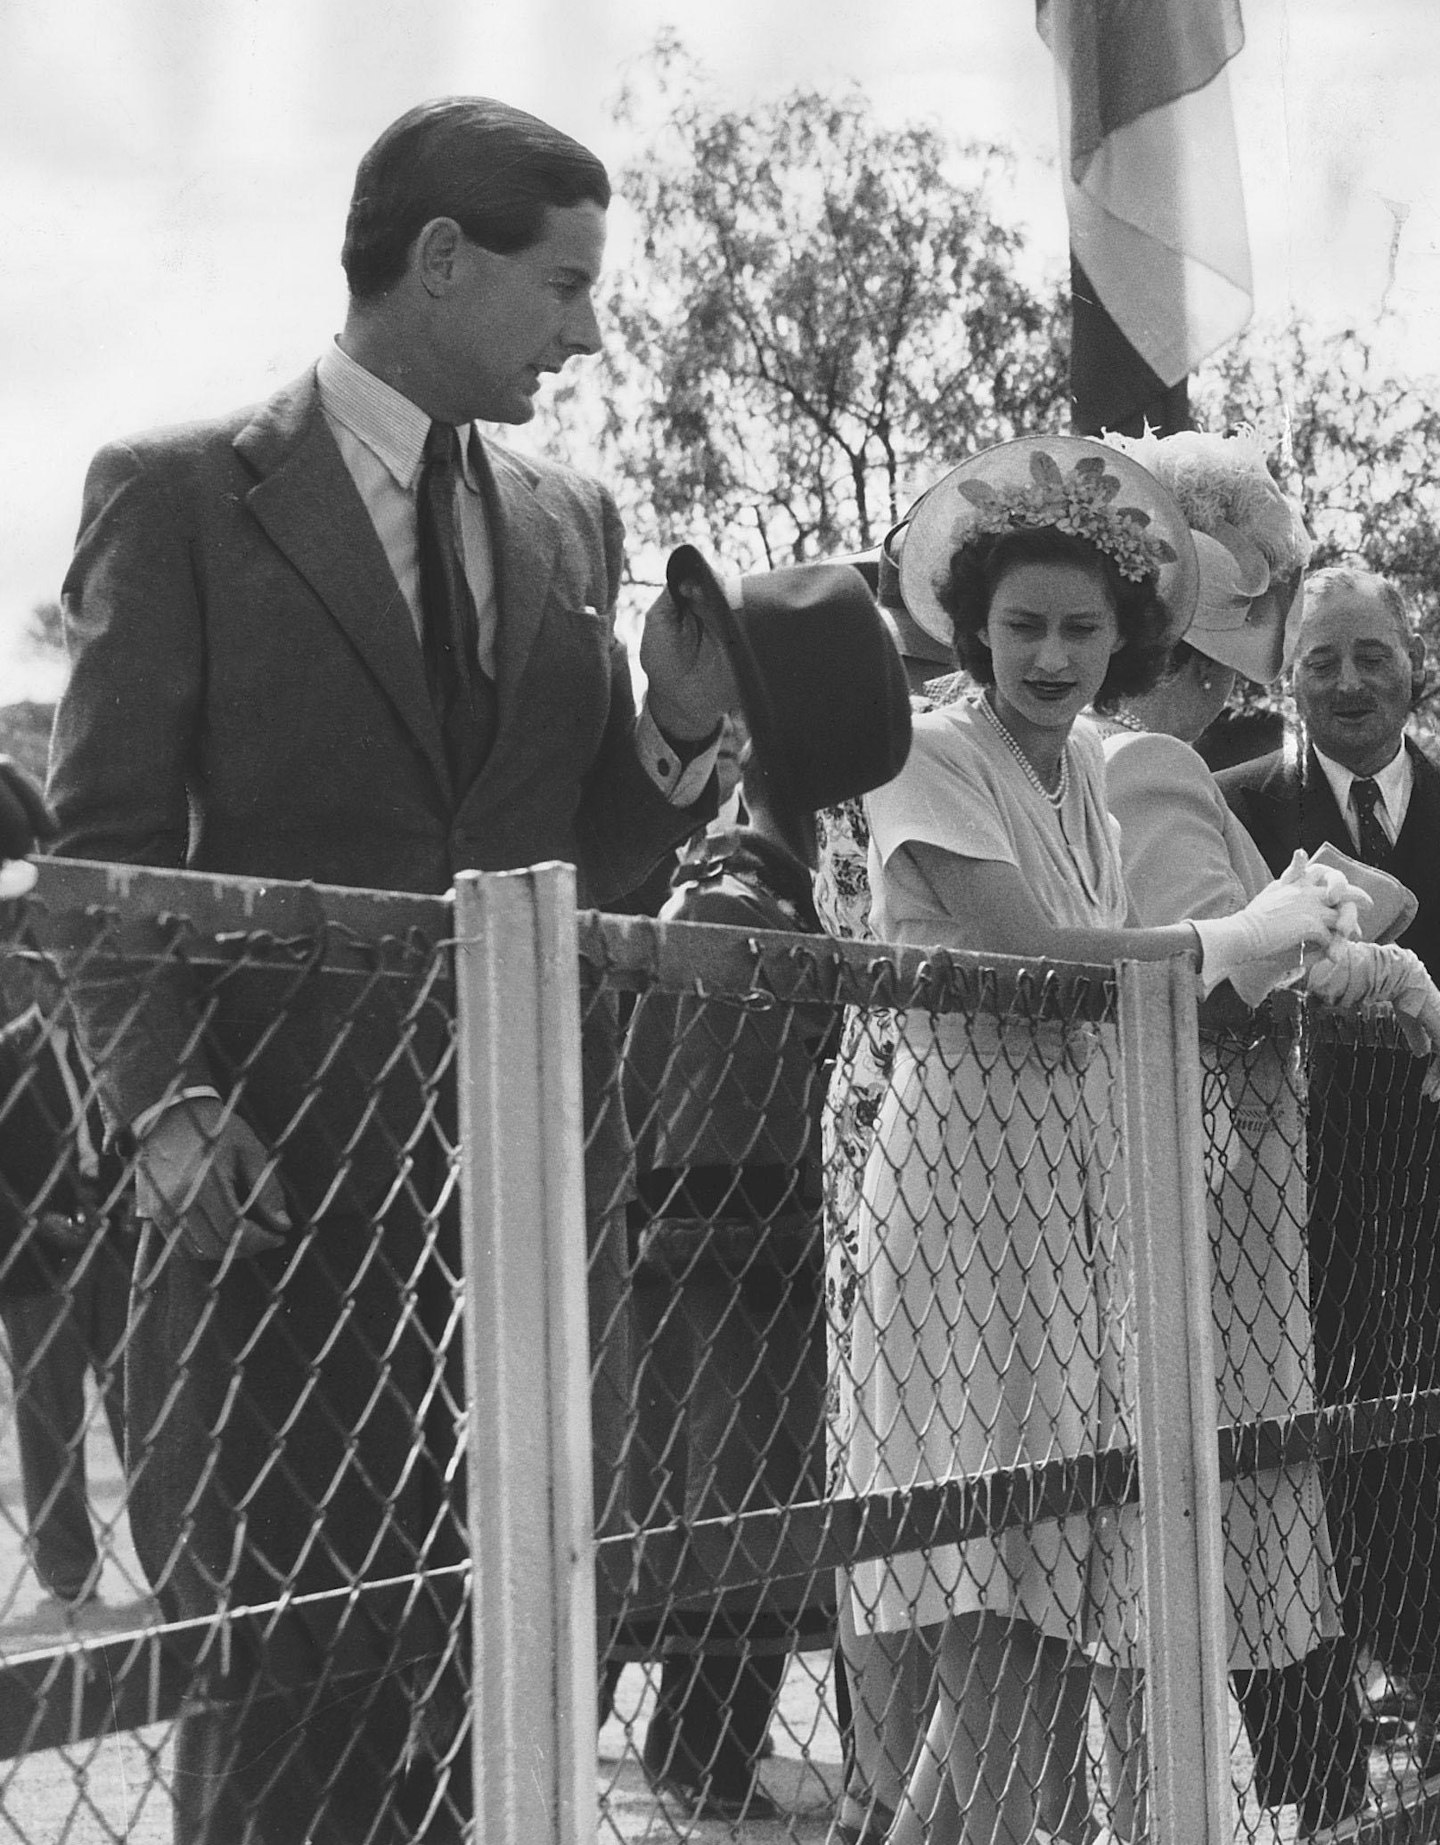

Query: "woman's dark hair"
left=1092, top=638, right=1200, bottom=714
left=938, top=525, right=1172, bottom=702
left=342, top=97, right=611, bottom=299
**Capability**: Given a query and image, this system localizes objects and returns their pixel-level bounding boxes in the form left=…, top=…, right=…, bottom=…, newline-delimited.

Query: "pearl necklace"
left=1103, top=706, right=1146, bottom=734
left=978, top=690, right=1070, bottom=808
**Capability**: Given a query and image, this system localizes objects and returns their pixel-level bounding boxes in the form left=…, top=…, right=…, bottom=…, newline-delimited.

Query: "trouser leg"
left=3, top=1288, right=100, bottom=1601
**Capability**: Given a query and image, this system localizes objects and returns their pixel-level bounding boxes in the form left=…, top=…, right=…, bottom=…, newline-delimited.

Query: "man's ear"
left=413, top=218, right=465, bottom=298
left=1409, top=635, right=1428, bottom=706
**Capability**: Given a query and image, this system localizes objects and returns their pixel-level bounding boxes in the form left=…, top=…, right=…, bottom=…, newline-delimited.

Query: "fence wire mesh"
left=0, top=859, right=469, bottom=1845
left=590, top=913, right=1440, bottom=1845
left=0, top=864, right=1437, bottom=1843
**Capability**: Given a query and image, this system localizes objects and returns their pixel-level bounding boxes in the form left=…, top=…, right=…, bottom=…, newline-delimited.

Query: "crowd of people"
left=1, top=87, right=1439, bottom=1845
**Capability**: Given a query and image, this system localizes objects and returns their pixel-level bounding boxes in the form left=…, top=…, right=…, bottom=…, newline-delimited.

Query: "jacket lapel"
left=234, top=371, right=451, bottom=798
left=1400, top=738, right=1440, bottom=844
left=481, top=441, right=560, bottom=745
left=1300, top=746, right=1357, bottom=857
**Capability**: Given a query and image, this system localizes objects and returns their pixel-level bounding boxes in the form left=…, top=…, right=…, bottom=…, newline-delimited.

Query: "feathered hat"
left=1104, top=427, right=1312, bottom=684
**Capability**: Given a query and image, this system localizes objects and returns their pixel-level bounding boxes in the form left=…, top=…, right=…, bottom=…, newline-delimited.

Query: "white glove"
left=1308, top=938, right=1440, bottom=1099
left=0, top=860, right=37, bottom=899
left=1300, top=862, right=1366, bottom=944
left=1191, top=850, right=1372, bottom=998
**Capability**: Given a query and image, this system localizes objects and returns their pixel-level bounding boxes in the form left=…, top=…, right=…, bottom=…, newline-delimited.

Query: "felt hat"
left=895, top=434, right=1199, bottom=651
left=665, top=547, right=913, bottom=859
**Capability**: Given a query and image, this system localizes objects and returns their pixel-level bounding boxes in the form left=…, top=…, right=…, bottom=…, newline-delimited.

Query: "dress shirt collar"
left=316, top=341, right=480, bottom=492
left=1312, top=737, right=1411, bottom=835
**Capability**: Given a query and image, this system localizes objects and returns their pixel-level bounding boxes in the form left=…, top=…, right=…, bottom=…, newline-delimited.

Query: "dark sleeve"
left=46, top=441, right=218, bottom=1128
left=0, top=1041, right=30, bottom=1250
left=1215, top=765, right=1291, bottom=881
left=49, top=441, right=201, bottom=867
left=574, top=489, right=717, bottom=907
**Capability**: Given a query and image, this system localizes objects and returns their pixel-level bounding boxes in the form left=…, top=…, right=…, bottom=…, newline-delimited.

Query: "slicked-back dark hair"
left=938, top=525, right=1172, bottom=704
left=342, top=97, right=611, bottom=300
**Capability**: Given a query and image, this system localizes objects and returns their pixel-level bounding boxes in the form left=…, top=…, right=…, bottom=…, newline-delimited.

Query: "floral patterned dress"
left=812, top=677, right=965, bottom=1479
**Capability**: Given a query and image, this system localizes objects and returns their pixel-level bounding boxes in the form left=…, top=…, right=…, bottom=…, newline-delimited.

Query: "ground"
left=0, top=1385, right=1433, bottom=1842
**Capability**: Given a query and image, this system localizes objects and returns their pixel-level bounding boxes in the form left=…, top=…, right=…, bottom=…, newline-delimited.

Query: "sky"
left=2, top=0, right=1436, bottom=701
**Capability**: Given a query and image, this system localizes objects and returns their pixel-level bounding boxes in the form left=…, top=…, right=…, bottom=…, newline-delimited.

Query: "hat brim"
left=896, top=435, right=1199, bottom=651
left=664, top=545, right=813, bottom=863
left=822, top=542, right=954, bottom=668
left=1186, top=531, right=1289, bottom=684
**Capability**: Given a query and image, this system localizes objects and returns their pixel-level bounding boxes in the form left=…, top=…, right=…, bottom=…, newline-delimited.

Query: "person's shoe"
left=830, top=1794, right=898, bottom=1845
left=1364, top=1673, right=1423, bottom=1724
left=651, top=1772, right=781, bottom=1824
left=30, top=1589, right=98, bottom=1632
left=1409, top=1708, right=1440, bottom=1780
left=1297, top=1774, right=1372, bottom=1839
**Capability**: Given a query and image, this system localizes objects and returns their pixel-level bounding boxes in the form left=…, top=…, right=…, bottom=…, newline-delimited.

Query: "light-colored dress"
left=1102, top=724, right=1341, bottom=1670
left=847, top=699, right=1138, bottom=1655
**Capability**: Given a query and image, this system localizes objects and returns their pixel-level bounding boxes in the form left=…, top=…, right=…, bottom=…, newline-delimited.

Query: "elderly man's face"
left=1292, top=584, right=1420, bottom=776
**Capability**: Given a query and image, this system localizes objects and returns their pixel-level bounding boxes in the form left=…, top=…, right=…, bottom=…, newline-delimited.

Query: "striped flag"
left=1038, top=0, right=1254, bottom=435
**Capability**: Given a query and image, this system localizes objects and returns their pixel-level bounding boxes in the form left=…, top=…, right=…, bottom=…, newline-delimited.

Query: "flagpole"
left=1069, top=252, right=1190, bottom=436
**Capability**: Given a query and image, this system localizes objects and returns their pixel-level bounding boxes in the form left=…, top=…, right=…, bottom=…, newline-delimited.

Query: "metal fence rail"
left=0, top=861, right=1436, bottom=1843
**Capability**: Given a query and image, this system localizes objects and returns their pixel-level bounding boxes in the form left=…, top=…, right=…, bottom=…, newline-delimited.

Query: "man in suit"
left=48, top=98, right=731, bottom=1845
left=1220, top=564, right=1440, bottom=1791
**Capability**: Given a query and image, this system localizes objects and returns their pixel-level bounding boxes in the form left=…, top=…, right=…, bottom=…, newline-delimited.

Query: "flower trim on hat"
left=949, top=447, right=1180, bottom=586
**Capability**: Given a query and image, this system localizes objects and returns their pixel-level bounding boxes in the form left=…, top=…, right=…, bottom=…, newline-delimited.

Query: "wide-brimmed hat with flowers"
left=896, top=433, right=1199, bottom=650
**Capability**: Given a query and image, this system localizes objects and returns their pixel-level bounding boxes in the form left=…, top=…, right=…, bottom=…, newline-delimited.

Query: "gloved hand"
left=1191, top=850, right=1372, bottom=997
left=1300, top=860, right=1368, bottom=944
left=136, top=1097, right=290, bottom=1262
left=1308, top=938, right=1440, bottom=1100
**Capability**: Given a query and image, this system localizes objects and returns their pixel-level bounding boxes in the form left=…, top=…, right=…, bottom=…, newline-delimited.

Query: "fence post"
left=453, top=864, right=596, bottom=1845
left=1117, top=956, right=1233, bottom=1845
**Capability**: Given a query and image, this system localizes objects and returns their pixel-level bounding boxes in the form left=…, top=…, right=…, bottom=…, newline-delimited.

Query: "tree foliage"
left=1192, top=320, right=1440, bottom=733
left=565, top=37, right=1068, bottom=580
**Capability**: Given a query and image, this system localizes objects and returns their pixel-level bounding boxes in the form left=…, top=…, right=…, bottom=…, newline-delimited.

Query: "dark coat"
left=625, top=828, right=834, bottom=1265
left=1217, top=738, right=1440, bottom=980
left=624, top=830, right=835, bottom=1624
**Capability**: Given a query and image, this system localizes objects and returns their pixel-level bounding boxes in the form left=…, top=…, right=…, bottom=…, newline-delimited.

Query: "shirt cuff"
left=636, top=699, right=721, bottom=808
left=130, top=1087, right=223, bottom=1142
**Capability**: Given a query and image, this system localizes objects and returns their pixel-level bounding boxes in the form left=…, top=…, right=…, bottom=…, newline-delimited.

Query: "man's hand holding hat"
left=639, top=573, right=738, bottom=743
left=656, top=544, right=913, bottom=867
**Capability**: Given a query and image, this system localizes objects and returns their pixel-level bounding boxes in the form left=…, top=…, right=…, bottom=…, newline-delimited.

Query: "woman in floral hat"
left=842, top=435, right=1369, bottom=1845
left=1091, top=427, right=1440, bottom=1838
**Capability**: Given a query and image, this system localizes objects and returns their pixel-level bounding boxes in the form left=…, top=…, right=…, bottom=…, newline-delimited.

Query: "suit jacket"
left=49, top=368, right=705, bottom=1212
left=1217, top=737, right=1440, bottom=981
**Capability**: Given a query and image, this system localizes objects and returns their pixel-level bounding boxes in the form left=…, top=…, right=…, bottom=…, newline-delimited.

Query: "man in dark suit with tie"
left=48, top=98, right=731, bottom=1844
left=1220, top=564, right=1440, bottom=1800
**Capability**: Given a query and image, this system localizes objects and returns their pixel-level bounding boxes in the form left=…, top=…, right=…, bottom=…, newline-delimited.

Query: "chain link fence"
left=0, top=860, right=1436, bottom=1842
